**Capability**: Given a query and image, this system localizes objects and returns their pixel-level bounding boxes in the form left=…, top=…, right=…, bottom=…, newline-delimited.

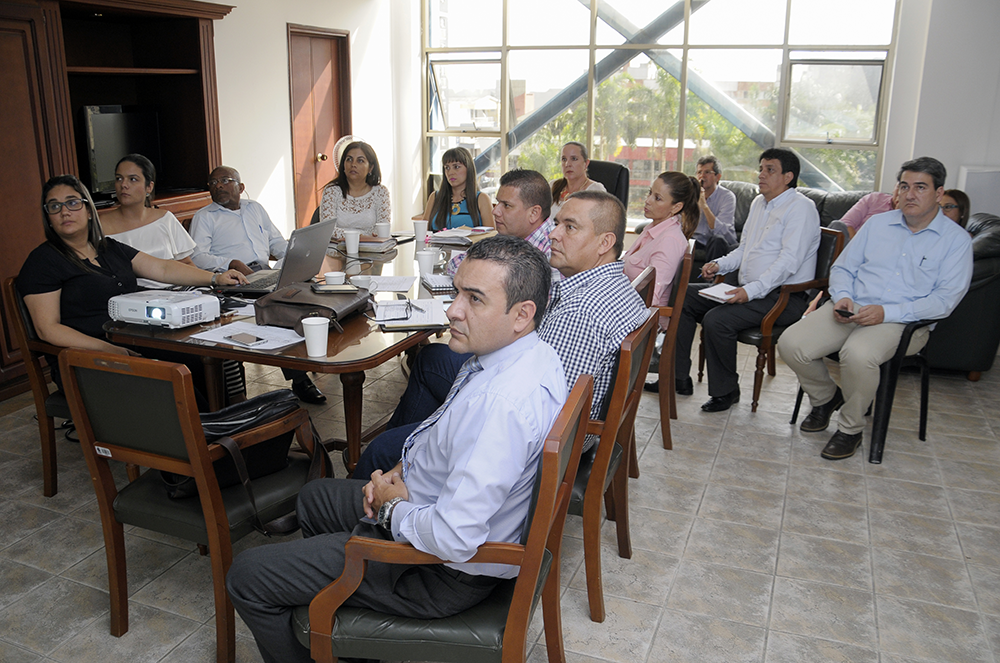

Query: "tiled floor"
left=2, top=343, right=1000, bottom=662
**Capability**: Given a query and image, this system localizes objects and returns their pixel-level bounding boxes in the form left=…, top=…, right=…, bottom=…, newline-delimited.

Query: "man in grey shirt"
left=693, top=155, right=737, bottom=263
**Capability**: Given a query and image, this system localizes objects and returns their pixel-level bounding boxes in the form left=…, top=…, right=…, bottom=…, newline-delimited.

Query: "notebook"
left=215, top=221, right=335, bottom=296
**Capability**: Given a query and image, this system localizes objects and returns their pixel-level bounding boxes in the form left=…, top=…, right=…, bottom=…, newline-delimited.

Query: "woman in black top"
left=18, top=175, right=246, bottom=383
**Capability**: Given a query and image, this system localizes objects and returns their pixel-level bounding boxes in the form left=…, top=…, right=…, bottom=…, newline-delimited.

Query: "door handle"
left=317, top=153, right=329, bottom=162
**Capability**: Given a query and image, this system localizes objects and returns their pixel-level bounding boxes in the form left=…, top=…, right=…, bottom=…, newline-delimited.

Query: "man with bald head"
left=190, top=166, right=325, bottom=404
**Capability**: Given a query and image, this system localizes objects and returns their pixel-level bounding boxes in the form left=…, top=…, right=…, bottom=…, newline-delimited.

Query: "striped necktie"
left=401, top=355, right=483, bottom=478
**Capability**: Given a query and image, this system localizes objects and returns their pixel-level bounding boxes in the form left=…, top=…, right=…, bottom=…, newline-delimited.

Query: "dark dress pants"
left=675, top=284, right=808, bottom=397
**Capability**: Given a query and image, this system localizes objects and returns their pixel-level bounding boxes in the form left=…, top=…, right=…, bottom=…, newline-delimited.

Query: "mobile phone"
left=311, top=283, right=359, bottom=294
left=225, top=332, right=267, bottom=347
left=835, top=308, right=853, bottom=318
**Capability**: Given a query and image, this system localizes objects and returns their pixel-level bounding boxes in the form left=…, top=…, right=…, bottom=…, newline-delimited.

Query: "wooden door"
left=288, top=26, right=351, bottom=229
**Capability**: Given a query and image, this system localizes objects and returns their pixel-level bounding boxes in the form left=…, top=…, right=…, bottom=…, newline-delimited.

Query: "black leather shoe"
left=292, top=376, right=327, bottom=404
left=676, top=377, right=694, bottom=396
left=701, top=386, right=740, bottom=412
left=821, top=430, right=863, bottom=460
left=643, top=380, right=660, bottom=393
left=800, top=387, right=845, bottom=433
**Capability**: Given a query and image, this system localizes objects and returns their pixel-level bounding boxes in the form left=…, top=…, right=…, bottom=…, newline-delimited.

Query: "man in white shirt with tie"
left=226, top=235, right=567, bottom=663
left=674, top=148, right=820, bottom=412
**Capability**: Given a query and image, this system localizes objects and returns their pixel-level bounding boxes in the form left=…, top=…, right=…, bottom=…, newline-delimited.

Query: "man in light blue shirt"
left=674, top=148, right=820, bottom=412
left=693, top=155, right=737, bottom=262
left=779, top=157, right=973, bottom=460
left=226, top=235, right=566, bottom=663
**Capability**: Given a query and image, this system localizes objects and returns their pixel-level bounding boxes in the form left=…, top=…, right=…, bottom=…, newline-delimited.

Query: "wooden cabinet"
left=0, top=0, right=232, bottom=399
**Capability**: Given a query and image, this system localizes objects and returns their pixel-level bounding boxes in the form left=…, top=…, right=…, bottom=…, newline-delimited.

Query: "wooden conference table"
left=105, top=237, right=445, bottom=473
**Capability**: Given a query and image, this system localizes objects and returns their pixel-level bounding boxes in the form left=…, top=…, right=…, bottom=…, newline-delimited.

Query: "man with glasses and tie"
left=227, top=235, right=566, bottom=663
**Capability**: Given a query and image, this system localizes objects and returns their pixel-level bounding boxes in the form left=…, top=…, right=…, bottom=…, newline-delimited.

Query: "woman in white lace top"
left=319, top=141, right=391, bottom=238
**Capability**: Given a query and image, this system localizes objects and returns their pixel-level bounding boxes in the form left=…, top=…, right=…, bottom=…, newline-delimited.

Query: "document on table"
left=698, top=283, right=739, bottom=303
left=369, top=275, right=416, bottom=292
left=375, top=299, right=448, bottom=330
left=190, top=321, right=304, bottom=350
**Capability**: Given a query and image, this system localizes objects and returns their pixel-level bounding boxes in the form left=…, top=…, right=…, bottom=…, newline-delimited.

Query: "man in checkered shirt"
left=354, top=190, right=647, bottom=477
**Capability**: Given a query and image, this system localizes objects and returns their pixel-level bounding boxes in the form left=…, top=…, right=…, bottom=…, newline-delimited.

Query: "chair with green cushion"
left=571, top=308, right=659, bottom=622
left=4, top=276, right=73, bottom=497
left=59, top=348, right=323, bottom=663
left=298, top=375, right=594, bottom=663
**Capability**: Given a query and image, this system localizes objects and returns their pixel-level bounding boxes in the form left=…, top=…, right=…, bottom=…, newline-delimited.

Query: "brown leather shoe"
left=800, top=387, right=845, bottom=433
left=821, top=430, right=863, bottom=460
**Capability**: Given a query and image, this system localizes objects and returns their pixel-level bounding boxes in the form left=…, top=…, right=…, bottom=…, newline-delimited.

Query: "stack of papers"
left=190, top=321, right=305, bottom=350
left=698, top=283, right=738, bottom=303
left=420, top=273, right=457, bottom=294
left=335, top=237, right=398, bottom=253
left=427, top=226, right=497, bottom=248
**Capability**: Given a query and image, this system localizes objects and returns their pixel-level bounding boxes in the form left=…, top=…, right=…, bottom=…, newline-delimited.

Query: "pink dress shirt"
left=622, top=215, right=687, bottom=329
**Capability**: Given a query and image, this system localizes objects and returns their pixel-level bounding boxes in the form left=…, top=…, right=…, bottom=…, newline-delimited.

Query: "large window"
left=423, top=0, right=899, bottom=217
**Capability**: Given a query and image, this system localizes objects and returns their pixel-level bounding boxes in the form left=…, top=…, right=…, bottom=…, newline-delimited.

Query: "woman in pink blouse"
left=623, top=171, right=699, bottom=329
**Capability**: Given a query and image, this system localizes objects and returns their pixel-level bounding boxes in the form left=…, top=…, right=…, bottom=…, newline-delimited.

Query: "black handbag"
left=160, top=389, right=329, bottom=534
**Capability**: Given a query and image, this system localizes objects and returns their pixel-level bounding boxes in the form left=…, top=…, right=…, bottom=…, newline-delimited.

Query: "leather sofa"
left=922, top=212, right=1000, bottom=379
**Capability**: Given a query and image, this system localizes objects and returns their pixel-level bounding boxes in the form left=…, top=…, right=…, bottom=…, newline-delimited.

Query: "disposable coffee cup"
left=351, top=275, right=374, bottom=292
left=301, top=317, right=330, bottom=357
left=324, top=271, right=345, bottom=285
left=413, top=219, right=428, bottom=245
left=416, top=249, right=439, bottom=274
left=375, top=222, right=391, bottom=239
left=343, top=229, right=361, bottom=254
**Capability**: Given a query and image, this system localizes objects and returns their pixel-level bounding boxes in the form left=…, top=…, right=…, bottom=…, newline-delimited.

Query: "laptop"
left=215, top=220, right=335, bottom=296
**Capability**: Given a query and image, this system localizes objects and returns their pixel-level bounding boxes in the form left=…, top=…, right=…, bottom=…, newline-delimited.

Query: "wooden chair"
left=571, top=308, right=659, bottom=622
left=299, top=375, right=594, bottom=663
left=627, top=266, right=655, bottom=478
left=60, top=349, right=324, bottom=663
left=698, top=227, right=844, bottom=411
left=655, top=250, right=693, bottom=449
left=3, top=276, right=73, bottom=497
left=790, top=319, right=934, bottom=464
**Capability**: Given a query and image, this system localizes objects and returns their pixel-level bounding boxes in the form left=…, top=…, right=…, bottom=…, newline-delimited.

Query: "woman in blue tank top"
left=421, top=147, right=494, bottom=231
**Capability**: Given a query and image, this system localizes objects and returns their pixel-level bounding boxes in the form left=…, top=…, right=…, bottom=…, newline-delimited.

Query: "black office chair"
left=587, top=160, right=629, bottom=210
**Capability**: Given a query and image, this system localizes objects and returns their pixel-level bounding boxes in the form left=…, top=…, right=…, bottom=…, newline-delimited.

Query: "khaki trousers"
left=778, top=302, right=929, bottom=434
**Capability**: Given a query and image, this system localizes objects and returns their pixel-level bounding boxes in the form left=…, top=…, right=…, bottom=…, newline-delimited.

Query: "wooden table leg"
left=202, top=356, right=225, bottom=411
left=341, top=371, right=366, bottom=474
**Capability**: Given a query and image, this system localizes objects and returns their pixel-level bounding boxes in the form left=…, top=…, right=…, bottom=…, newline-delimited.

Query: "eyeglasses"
left=207, top=177, right=239, bottom=187
left=43, top=198, right=85, bottom=214
left=940, top=204, right=959, bottom=210
left=364, top=300, right=415, bottom=322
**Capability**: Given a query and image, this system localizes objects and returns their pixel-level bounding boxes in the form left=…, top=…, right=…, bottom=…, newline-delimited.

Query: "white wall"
left=212, top=0, right=421, bottom=235
left=882, top=0, right=1000, bottom=194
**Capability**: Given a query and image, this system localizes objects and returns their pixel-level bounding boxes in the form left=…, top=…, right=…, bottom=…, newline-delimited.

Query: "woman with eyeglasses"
left=98, top=154, right=197, bottom=286
left=941, top=189, right=971, bottom=229
left=17, top=175, right=246, bottom=386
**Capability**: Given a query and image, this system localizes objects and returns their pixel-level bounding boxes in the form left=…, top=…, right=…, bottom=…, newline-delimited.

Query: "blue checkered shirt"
left=445, top=220, right=561, bottom=282
left=539, top=261, right=648, bottom=441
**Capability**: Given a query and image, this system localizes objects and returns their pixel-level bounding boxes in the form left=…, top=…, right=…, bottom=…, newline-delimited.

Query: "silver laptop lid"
left=275, top=220, right=336, bottom=289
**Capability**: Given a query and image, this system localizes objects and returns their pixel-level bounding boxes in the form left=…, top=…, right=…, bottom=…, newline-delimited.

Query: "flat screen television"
left=80, top=105, right=162, bottom=196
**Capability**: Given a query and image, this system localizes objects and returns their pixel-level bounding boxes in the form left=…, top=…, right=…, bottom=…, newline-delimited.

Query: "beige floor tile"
left=558, top=588, right=660, bottom=663
left=929, top=432, right=1000, bottom=464
left=775, top=532, right=872, bottom=591
left=683, top=518, right=779, bottom=574
left=2, top=517, right=106, bottom=575
left=637, top=445, right=716, bottom=482
left=968, top=564, right=1000, bottom=616
left=601, top=506, right=693, bottom=559
left=0, top=559, right=52, bottom=612
left=0, top=639, right=44, bottom=662
left=569, top=543, right=679, bottom=606
left=698, top=484, right=785, bottom=530
left=709, top=455, right=789, bottom=494
left=158, top=624, right=264, bottom=663
left=871, top=547, right=977, bottom=610
left=0, top=576, right=108, bottom=655
left=863, top=449, right=942, bottom=485
left=653, top=420, right=726, bottom=453
left=865, top=476, right=951, bottom=519
left=876, top=595, right=992, bottom=663
left=763, top=630, right=877, bottom=663
left=666, top=560, right=774, bottom=627
left=650, top=609, right=766, bottom=663
left=789, top=441, right=867, bottom=474
left=769, top=577, right=876, bottom=648
left=983, top=613, right=1000, bottom=660
left=869, top=510, right=963, bottom=559
left=48, top=601, right=200, bottom=663
left=939, top=458, right=1000, bottom=494
left=785, top=465, right=866, bottom=506
left=947, top=486, right=1000, bottom=526
left=718, top=428, right=794, bottom=463
left=130, top=552, right=219, bottom=623
left=956, top=523, right=1000, bottom=568
left=60, top=533, right=190, bottom=596
left=782, top=497, right=869, bottom=545
left=0, top=500, right=64, bottom=550
left=629, top=473, right=706, bottom=516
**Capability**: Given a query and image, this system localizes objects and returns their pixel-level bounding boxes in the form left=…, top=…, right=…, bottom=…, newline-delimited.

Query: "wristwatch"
left=377, top=497, right=404, bottom=531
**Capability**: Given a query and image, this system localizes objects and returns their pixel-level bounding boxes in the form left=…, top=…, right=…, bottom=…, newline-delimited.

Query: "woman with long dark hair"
left=319, top=141, right=391, bottom=239
left=422, top=147, right=493, bottom=231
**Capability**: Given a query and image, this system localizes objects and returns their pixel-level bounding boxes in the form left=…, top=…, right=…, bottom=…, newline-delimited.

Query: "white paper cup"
left=413, top=219, right=428, bottom=245
left=324, top=271, right=345, bottom=285
left=342, top=229, right=361, bottom=254
left=301, top=317, right=330, bottom=357
left=416, top=249, right=440, bottom=274
left=375, top=222, right=391, bottom=239
left=351, top=275, right=373, bottom=292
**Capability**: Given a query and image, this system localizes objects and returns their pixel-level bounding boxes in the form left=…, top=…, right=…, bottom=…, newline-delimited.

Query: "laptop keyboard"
left=229, top=271, right=280, bottom=290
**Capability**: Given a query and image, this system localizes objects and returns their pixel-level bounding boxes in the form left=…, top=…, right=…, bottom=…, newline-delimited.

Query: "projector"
left=109, top=291, right=221, bottom=329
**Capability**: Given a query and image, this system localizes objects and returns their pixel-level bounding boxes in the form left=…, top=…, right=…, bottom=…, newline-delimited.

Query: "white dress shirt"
left=715, top=187, right=820, bottom=300
left=189, top=199, right=287, bottom=271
